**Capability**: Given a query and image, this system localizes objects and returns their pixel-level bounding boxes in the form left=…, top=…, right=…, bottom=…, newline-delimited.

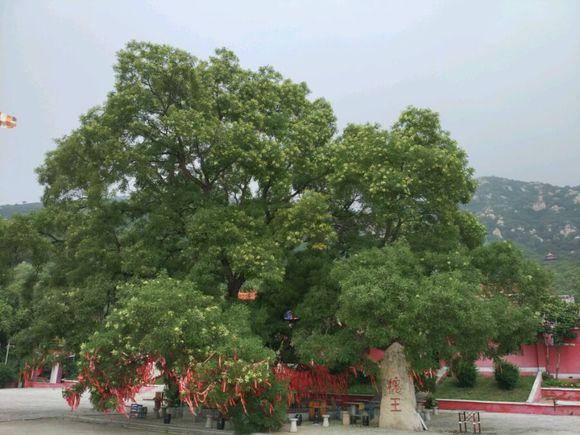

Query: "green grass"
left=435, top=375, right=535, bottom=402
left=543, top=378, right=580, bottom=389
left=347, top=383, right=378, bottom=395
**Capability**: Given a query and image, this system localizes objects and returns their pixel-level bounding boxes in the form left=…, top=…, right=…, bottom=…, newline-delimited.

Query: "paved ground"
left=273, top=412, right=580, bottom=434
left=1, top=388, right=580, bottom=434
left=0, top=387, right=99, bottom=422
left=0, top=387, right=228, bottom=434
left=426, top=411, right=580, bottom=434
left=0, top=418, right=146, bottom=434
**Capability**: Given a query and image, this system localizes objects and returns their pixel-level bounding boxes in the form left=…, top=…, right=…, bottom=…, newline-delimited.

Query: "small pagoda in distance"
left=544, top=251, right=557, bottom=261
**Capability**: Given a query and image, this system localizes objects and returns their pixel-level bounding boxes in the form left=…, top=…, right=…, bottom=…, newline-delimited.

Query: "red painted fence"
left=541, top=388, right=580, bottom=401
left=438, top=399, right=580, bottom=416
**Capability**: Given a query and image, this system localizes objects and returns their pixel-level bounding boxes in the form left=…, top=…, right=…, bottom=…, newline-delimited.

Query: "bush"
left=163, top=380, right=180, bottom=407
left=424, top=394, right=438, bottom=409
left=414, top=372, right=438, bottom=393
left=230, top=378, right=288, bottom=435
left=451, top=359, right=477, bottom=388
left=0, top=365, right=17, bottom=388
left=494, top=360, right=520, bottom=390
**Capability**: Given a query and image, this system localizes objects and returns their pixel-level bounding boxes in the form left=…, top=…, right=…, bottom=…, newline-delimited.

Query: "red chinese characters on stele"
left=386, top=377, right=402, bottom=412
left=390, top=397, right=401, bottom=412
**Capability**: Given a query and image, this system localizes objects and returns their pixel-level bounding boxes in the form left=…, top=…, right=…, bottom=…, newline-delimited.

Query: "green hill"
left=0, top=202, right=42, bottom=219
left=466, top=176, right=580, bottom=299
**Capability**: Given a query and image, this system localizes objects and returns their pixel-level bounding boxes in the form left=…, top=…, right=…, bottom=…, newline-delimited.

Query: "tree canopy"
left=0, top=41, right=559, bottom=431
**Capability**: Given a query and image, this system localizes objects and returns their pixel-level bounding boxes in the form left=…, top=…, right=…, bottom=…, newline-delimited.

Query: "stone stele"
left=378, top=341, right=424, bottom=431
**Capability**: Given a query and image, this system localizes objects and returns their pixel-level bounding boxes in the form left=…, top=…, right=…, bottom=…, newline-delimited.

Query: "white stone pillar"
left=49, top=362, right=62, bottom=384
left=378, top=342, right=423, bottom=431
left=290, top=417, right=298, bottom=432
left=322, top=414, right=330, bottom=427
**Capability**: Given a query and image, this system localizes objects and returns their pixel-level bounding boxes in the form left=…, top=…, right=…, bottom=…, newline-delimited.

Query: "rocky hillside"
left=466, top=176, right=580, bottom=261
left=466, top=176, right=580, bottom=299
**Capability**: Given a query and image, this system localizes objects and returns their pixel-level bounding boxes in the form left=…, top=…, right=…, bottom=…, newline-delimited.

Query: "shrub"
left=0, top=365, right=17, bottom=388
left=230, top=378, right=288, bottom=434
left=451, top=359, right=477, bottom=388
left=494, top=360, right=519, bottom=390
left=414, top=372, right=438, bottom=393
left=424, top=394, right=438, bottom=409
left=163, top=381, right=180, bottom=407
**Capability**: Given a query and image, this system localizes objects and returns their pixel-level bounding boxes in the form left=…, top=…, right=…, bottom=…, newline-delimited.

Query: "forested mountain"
left=2, top=177, right=579, bottom=298
left=467, top=176, right=579, bottom=260
left=0, top=202, right=42, bottom=218
left=466, top=176, right=580, bottom=299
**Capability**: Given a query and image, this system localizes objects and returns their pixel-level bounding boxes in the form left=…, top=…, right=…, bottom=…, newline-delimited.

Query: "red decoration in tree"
left=273, top=363, right=348, bottom=406
left=237, top=291, right=257, bottom=301
left=64, top=350, right=279, bottom=418
left=21, top=361, right=44, bottom=388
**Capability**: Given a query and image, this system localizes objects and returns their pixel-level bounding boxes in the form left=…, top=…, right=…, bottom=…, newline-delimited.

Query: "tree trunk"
left=378, top=342, right=423, bottom=431
left=221, top=256, right=245, bottom=299
left=545, top=340, right=551, bottom=376
left=227, top=274, right=244, bottom=299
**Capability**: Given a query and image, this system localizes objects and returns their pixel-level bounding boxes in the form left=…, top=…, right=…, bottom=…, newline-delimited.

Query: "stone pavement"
left=273, top=411, right=580, bottom=434
left=0, top=387, right=99, bottom=422
left=426, top=410, right=580, bottom=434
left=0, top=418, right=146, bottom=434
left=0, top=387, right=232, bottom=434
left=2, top=387, right=580, bottom=434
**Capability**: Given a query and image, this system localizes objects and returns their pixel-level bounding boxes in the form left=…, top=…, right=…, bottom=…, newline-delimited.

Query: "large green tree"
left=0, top=41, right=553, bottom=431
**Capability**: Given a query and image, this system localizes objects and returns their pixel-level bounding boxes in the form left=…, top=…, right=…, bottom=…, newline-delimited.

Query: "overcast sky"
left=1, top=0, right=579, bottom=204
